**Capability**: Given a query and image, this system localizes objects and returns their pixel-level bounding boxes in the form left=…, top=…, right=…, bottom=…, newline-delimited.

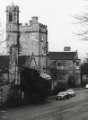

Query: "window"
left=58, top=63, right=62, bottom=66
left=9, top=12, right=13, bottom=22
left=41, top=36, right=44, bottom=41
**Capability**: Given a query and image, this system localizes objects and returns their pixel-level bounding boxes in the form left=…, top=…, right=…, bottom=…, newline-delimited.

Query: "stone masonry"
left=6, top=4, right=48, bottom=73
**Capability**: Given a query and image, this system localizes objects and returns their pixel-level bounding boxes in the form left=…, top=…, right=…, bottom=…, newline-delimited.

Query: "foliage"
left=20, top=67, right=51, bottom=103
left=68, top=75, right=75, bottom=88
left=80, top=63, right=88, bottom=74
left=52, top=81, right=68, bottom=95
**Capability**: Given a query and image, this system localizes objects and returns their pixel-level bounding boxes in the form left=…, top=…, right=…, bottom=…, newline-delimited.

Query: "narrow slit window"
left=9, top=13, right=12, bottom=22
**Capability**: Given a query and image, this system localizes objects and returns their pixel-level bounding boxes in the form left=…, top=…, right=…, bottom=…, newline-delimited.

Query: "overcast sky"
left=0, top=0, right=88, bottom=59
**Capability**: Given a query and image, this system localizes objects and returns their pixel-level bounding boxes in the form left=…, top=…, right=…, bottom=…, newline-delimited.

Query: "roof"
left=48, top=52, right=78, bottom=60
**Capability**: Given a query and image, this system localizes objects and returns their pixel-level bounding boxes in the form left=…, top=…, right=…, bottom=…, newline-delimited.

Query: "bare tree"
left=0, top=23, right=6, bottom=54
left=74, top=6, right=88, bottom=41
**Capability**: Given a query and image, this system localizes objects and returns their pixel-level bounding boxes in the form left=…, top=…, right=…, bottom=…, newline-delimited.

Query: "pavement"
left=0, top=88, right=88, bottom=120
left=48, top=87, right=83, bottom=100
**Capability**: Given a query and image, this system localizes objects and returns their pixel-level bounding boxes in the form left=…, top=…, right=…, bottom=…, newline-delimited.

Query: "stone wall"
left=0, top=84, right=10, bottom=106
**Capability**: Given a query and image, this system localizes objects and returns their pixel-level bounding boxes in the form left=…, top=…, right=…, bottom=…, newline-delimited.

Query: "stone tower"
left=6, top=4, right=48, bottom=73
left=38, top=23, right=48, bottom=73
left=6, top=5, right=20, bottom=84
left=20, top=17, right=48, bottom=73
left=6, top=4, right=19, bottom=53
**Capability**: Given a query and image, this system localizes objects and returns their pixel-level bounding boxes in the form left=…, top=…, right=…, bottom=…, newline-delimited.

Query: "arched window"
left=9, top=12, right=12, bottom=22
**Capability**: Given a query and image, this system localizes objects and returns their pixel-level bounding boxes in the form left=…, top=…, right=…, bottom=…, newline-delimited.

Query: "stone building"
left=6, top=4, right=48, bottom=73
left=47, top=51, right=80, bottom=87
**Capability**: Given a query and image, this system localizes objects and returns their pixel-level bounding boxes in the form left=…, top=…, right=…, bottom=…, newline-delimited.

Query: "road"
left=0, top=89, right=88, bottom=120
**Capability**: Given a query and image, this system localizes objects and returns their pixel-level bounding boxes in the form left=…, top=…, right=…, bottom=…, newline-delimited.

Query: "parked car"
left=56, top=91, right=69, bottom=100
left=66, top=89, right=75, bottom=97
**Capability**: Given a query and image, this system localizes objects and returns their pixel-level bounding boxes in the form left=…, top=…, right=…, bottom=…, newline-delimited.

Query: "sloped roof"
left=48, top=51, right=78, bottom=60
left=40, top=73, right=52, bottom=79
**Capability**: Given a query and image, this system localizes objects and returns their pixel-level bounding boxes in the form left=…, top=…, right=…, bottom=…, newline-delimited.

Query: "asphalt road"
left=1, top=88, right=88, bottom=120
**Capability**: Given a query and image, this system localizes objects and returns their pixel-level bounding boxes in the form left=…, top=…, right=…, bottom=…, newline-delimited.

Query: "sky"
left=0, top=0, right=88, bottom=59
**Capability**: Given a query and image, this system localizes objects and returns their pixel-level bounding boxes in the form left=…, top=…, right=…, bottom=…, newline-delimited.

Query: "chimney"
left=64, top=46, right=71, bottom=51
left=32, top=16, right=38, bottom=23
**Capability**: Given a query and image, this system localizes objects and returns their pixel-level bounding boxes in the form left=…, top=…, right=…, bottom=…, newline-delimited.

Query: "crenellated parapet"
left=6, top=4, right=19, bottom=11
left=19, top=17, right=39, bottom=33
left=19, top=17, right=47, bottom=33
left=19, top=23, right=39, bottom=33
left=39, top=24, right=47, bottom=33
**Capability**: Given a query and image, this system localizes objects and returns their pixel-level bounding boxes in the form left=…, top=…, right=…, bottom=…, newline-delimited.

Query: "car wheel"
left=60, top=97, right=62, bottom=100
left=66, top=95, right=70, bottom=99
left=63, top=97, right=66, bottom=100
left=68, top=95, right=71, bottom=98
left=73, top=94, right=75, bottom=97
left=56, top=97, right=58, bottom=100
